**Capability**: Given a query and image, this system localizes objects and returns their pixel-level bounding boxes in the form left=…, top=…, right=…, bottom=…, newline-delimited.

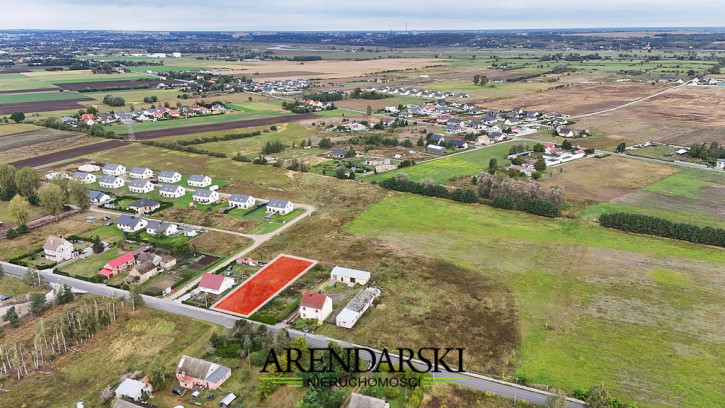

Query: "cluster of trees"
left=285, top=158, right=309, bottom=172
left=141, top=140, right=226, bottom=158
left=350, top=88, right=390, bottom=99
left=318, top=137, right=333, bottom=149
left=102, top=94, right=125, bottom=107
left=688, top=141, right=725, bottom=162
left=302, top=92, right=343, bottom=102
left=378, top=174, right=477, bottom=203
left=473, top=74, right=488, bottom=86
left=261, top=141, right=286, bottom=155
left=142, top=95, right=159, bottom=104
left=599, top=213, right=725, bottom=248
left=476, top=171, right=565, bottom=207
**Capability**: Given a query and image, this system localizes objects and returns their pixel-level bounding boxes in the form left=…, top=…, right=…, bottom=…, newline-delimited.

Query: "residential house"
left=72, top=172, right=97, bottom=184
left=159, top=184, right=185, bottom=198
left=102, top=163, right=126, bottom=176
left=183, top=228, right=198, bottom=237
left=482, top=116, right=497, bottom=124
left=330, top=148, right=347, bottom=158
left=476, top=135, right=491, bottom=145
left=158, top=170, right=182, bottom=183
left=348, top=122, right=368, bottom=132
left=192, top=189, right=219, bottom=204
left=97, top=113, right=116, bottom=125
left=299, top=291, right=333, bottom=324
left=426, top=145, right=446, bottom=155
left=116, top=112, right=134, bottom=124
left=128, top=198, right=160, bottom=215
left=60, top=117, right=78, bottom=127
left=89, top=190, right=111, bottom=204
left=129, top=167, right=153, bottom=179
left=198, top=273, right=235, bottom=295
left=188, top=174, right=212, bottom=188
left=717, top=159, right=725, bottom=170
left=504, top=118, right=519, bottom=125
left=556, top=126, right=574, bottom=137
left=436, top=115, right=452, bottom=124
left=228, top=194, right=255, bottom=209
left=116, top=215, right=148, bottom=233
left=348, top=393, right=389, bottom=408
left=336, top=288, right=379, bottom=329
left=145, top=220, right=178, bottom=236
left=114, top=378, right=151, bottom=402
left=99, top=253, right=135, bottom=279
left=330, top=266, right=371, bottom=286
left=176, top=355, right=231, bottom=390
left=43, top=236, right=75, bottom=262
left=127, top=261, right=158, bottom=284
left=99, top=175, right=124, bottom=189
left=81, top=113, right=95, bottom=125
left=428, top=134, right=445, bottom=145
left=266, top=199, right=294, bottom=215
left=449, top=140, right=468, bottom=149
left=489, top=132, right=506, bottom=141
left=128, top=179, right=154, bottom=194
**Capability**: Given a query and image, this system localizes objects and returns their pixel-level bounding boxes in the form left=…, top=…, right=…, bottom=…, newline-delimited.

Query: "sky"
left=0, top=0, right=723, bottom=31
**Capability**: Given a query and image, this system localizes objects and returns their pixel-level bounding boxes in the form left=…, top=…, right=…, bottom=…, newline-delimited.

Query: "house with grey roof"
left=102, top=163, right=126, bottom=176
left=330, top=148, right=347, bottom=158
left=72, top=172, right=97, bottom=184
left=192, top=188, right=219, bottom=204
left=158, top=170, right=182, bottom=183
left=266, top=199, right=294, bottom=215
left=99, top=175, right=124, bottom=189
left=176, top=355, right=231, bottom=390
left=88, top=190, right=111, bottom=204
left=331, top=266, right=371, bottom=286
left=129, top=167, right=153, bottom=179
left=229, top=194, right=255, bottom=209
left=128, top=179, right=154, bottom=194
left=159, top=184, right=185, bottom=198
left=146, top=220, right=177, bottom=236
left=187, top=174, right=212, bottom=188
left=336, top=288, right=380, bottom=329
left=116, top=215, right=148, bottom=233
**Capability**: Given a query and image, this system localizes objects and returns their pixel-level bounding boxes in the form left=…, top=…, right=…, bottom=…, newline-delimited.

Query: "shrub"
left=599, top=212, right=725, bottom=248
left=5, top=228, right=18, bottom=239
left=491, top=196, right=515, bottom=209
left=16, top=224, right=30, bottom=234
left=517, top=198, right=560, bottom=217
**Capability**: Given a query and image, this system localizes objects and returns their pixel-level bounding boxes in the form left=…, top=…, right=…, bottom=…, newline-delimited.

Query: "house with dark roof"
left=428, top=134, right=445, bottom=145
left=176, top=355, right=231, bottom=390
left=72, top=172, right=97, bottom=184
left=145, top=220, right=177, bottom=236
left=229, top=194, right=255, bottom=209
left=159, top=184, right=185, bottom=198
left=116, top=215, right=148, bottom=233
left=266, top=199, right=294, bottom=215
left=128, top=179, right=154, bottom=194
left=99, top=175, right=124, bottom=189
left=158, top=170, right=182, bottom=184
left=89, top=190, right=111, bottom=204
left=129, top=167, right=153, bottom=179
left=192, top=188, right=219, bottom=204
left=330, top=148, right=347, bottom=158
left=127, top=261, right=158, bottom=283
left=299, top=291, right=332, bottom=323
left=102, top=163, right=126, bottom=176
left=449, top=140, right=468, bottom=149
left=128, top=198, right=160, bottom=215
left=187, top=174, right=212, bottom=188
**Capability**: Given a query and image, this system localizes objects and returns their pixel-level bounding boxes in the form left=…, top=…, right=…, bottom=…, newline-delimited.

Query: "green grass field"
left=0, top=73, right=56, bottom=91
left=198, top=123, right=315, bottom=156
left=343, top=193, right=725, bottom=408
left=62, top=247, right=132, bottom=278
left=364, top=142, right=514, bottom=184
left=0, top=90, right=89, bottom=104
left=112, top=109, right=288, bottom=134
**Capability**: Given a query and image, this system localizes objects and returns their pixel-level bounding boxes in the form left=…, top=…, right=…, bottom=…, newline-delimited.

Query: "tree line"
left=599, top=212, right=725, bottom=248
left=378, top=174, right=478, bottom=203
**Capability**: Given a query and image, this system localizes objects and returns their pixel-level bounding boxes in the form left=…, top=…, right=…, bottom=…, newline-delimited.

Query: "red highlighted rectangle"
left=211, top=254, right=316, bottom=317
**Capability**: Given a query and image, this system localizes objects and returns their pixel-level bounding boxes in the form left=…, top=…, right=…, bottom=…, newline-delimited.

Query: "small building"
left=128, top=198, right=160, bottom=215
left=114, top=378, right=151, bottom=402
left=336, top=288, right=379, bottom=329
left=449, top=140, right=468, bottom=149
left=330, top=266, right=371, bottom=286
left=183, top=228, right=198, bottom=237
left=428, top=134, right=444, bottom=145
left=89, top=190, right=111, bottom=204
left=103, top=163, right=126, bottom=176
left=127, top=261, right=158, bottom=284
left=158, top=170, right=182, bottom=184
left=198, top=273, right=235, bottom=295
left=116, top=215, right=148, bottom=233
left=266, top=199, right=294, bottom=215
left=99, top=253, right=136, bottom=279
left=128, top=179, right=154, bottom=194
left=717, top=159, right=725, bottom=170
left=159, top=184, right=185, bottom=199
left=299, top=291, right=333, bottom=324
left=348, top=392, right=389, bottom=408
left=219, top=393, right=237, bottom=408
left=78, top=164, right=101, bottom=173
left=72, top=172, right=97, bottom=184
left=99, top=175, right=125, bottom=189
left=228, top=194, right=255, bottom=209
left=192, top=189, right=219, bottom=204
left=146, top=220, right=178, bottom=236
left=187, top=174, right=212, bottom=188
left=330, top=148, right=347, bottom=159
left=43, top=236, right=75, bottom=262
left=176, top=355, right=231, bottom=390
left=426, top=144, right=446, bottom=155
left=129, top=167, right=153, bottom=179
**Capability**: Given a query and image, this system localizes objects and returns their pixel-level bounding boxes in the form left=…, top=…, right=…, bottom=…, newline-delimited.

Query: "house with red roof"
left=99, top=252, right=136, bottom=279
left=299, top=291, right=333, bottom=323
left=81, top=113, right=96, bottom=125
left=198, top=273, right=234, bottom=295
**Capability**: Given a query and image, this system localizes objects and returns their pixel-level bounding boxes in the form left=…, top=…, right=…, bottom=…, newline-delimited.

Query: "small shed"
left=86, top=216, right=96, bottom=224
left=220, top=393, right=237, bottom=407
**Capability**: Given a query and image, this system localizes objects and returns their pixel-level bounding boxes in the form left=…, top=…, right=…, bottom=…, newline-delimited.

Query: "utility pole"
left=127, top=123, right=135, bottom=141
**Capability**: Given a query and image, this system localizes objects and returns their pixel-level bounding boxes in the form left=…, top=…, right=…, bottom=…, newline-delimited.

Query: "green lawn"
left=0, top=200, right=43, bottom=224
left=0, top=73, right=57, bottom=91
left=364, top=142, right=514, bottom=184
left=62, top=247, right=131, bottom=278
left=343, top=193, right=725, bottom=408
left=0, top=90, right=89, bottom=104
left=199, top=123, right=315, bottom=156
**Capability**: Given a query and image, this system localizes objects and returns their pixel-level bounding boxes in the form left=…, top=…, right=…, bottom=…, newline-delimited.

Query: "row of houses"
left=360, top=85, right=468, bottom=99
left=247, top=78, right=311, bottom=95
left=60, top=104, right=227, bottom=127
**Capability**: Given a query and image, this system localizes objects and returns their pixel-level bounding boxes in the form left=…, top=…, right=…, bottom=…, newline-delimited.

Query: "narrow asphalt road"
left=2, top=261, right=585, bottom=407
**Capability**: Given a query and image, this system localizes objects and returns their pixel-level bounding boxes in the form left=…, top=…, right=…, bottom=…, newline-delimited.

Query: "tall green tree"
left=8, top=194, right=30, bottom=225
left=534, top=158, right=547, bottom=172
left=3, top=306, right=19, bottom=327
left=129, top=283, right=145, bottom=310
left=30, top=293, right=46, bottom=316
left=488, top=157, right=498, bottom=172
left=38, top=183, right=66, bottom=218
left=14, top=167, right=41, bottom=199
left=56, top=284, right=74, bottom=305
left=0, top=163, right=17, bottom=200
left=67, top=179, right=90, bottom=211
left=9, top=112, right=25, bottom=123
left=92, top=236, right=104, bottom=254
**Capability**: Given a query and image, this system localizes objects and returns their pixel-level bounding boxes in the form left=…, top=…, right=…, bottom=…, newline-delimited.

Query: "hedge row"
left=5, top=224, right=30, bottom=240
left=599, top=212, right=725, bottom=248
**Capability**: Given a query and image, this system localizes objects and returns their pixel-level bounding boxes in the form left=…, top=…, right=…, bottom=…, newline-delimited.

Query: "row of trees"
left=476, top=172, right=566, bottom=207
left=688, top=141, right=725, bottom=163
left=379, top=173, right=478, bottom=203
left=599, top=212, right=725, bottom=248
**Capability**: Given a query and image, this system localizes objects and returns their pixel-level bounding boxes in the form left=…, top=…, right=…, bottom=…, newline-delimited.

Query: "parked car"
left=172, top=388, right=184, bottom=395
left=106, top=222, right=113, bottom=226
left=206, top=394, right=215, bottom=400
left=1, top=296, right=11, bottom=301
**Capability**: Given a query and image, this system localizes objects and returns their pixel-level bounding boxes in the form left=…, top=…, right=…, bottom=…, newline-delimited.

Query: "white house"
left=717, top=159, right=725, bottom=170
left=146, top=220, right=178, bottom=236
left=116, top=215, right=148, bottom=233
left=99, top=175, right=124, bottom=189
left=158, top=170, right=182, bottom=184
left=78, top=164, right=100, bottom=173
left=159, top=184, right=185, bottom=198
left=88, top=190, right=111, bottom=204
left=228, top=194, right=255, bottom=209
left=198, top=273, right=235, bottom=295
left=426, top=145, right=446, bottom=155
left=330, top=266, right=371, bottom=286
left=114, top=378, right=151, bottom=402
left=129, top=167, right=153, bottom=179
left=102, top=163, right=126, bottom=176
left=266, top=199, right=294, bottom=215
left=128, top=179, right=154, bottom=194
left=192, top=188, right=219, bottom=204
left=187, top=174, right=212, bottom=187
left=128, top=198, right=160, bottom=214
left=43, top=236, right=75, bottom=262
left=72, top=172, right=97, bottom=184
left=336, top=288, right=379, bottom=329
left=299, top=291, right=333, bottom=324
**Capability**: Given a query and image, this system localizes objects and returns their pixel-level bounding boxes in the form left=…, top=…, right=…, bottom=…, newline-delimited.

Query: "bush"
left=517, top=198, right=560, bottom=217
left=249, top=350, right=269, bottom=366
left=16, top=224, right=30, bottom=234
left=5, top=228, right=18, bottom=239
left=491, top=196, right=515, bottom=209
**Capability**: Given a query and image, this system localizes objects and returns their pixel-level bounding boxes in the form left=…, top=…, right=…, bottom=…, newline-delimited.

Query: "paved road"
left=2, top=261, right=584, bottom=407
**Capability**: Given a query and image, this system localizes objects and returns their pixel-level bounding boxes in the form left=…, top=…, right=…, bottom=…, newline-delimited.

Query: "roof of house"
left=129, top=198, right=160, bottom=209
left=177, top=355, right=230, bottom=383
left=229, top=194, right=252, bottom=203
left=160, top=184, right=183, bottom=193
left=133, top=261, right=157, bottom=275
left=44, top=236, right=70, bottom=251
left=88, top=190, right=108, bottom=200
left=146, top=220, right=172, bottom=232
left=116, top=215, right=144, bottom=228
left=158, top=170, right=179, bottom=179
left=331, top=148, right=347, bottom=156
left=301, top=291, right=329, bottom=310
left=72, top=171, right=91, bottom=179
left=103, top=163, right=122, bottom=171
left=193, top=188, right=215, bottom=198
left=336, top=308, right=360, bottom=322
left=267, top=199, right=291, bottom=209
left=129, top=179, right=151, bottom=188
left=100, top=175, right=120, bottom=184
left=449, top=140, right=466, bottom=147
left=199, top=273, right=225, bottom=291
left=107, top=253, right=135, bottom=269
left=112, top=399, right=147, bottom=408
left=220, top=393, right=237, bottom=406
left=188, top=174, right=209, bottom=182
left=345, top=289, right=378, bottom=313
left=130, top=167, right=150, bottom=175
left=331, top=266, right=371, bottom=281
left=429, top=134, right=444, bottom=141
left=349, top=392, right=389, bottom=408
left=115, top=378, right=145, bottom=398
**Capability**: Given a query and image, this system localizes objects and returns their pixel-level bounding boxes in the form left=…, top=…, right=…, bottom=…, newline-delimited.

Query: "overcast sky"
left=1, top=0, right=723, bottom=31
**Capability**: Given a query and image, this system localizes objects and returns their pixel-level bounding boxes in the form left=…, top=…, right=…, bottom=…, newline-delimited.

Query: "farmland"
left=342, top=193, right=725, bottom=408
